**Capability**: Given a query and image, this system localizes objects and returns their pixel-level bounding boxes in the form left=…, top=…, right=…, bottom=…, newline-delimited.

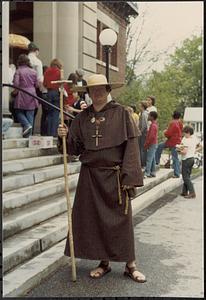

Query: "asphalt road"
left=26, top=176, right=204, bottom=298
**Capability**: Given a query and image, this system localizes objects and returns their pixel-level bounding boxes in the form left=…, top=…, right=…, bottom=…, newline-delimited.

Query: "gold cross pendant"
left=92, top=126, right=102, bottom=146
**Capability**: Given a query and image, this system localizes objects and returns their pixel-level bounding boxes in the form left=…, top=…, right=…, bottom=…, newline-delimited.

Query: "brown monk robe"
left=60, top=99, right=144, bottom=262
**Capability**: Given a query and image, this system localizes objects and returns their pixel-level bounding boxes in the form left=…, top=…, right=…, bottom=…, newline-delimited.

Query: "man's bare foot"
left=90, top=261, right=111, bottom=279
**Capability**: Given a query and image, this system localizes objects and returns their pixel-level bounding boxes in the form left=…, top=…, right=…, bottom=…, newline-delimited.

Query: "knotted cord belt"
left=109, top=166, right=129, bottom=215
left=84, top=164, right=129, bottom=215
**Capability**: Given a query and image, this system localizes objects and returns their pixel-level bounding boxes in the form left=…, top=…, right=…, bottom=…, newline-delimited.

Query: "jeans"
left=47, top=90, right=60, bottom=137
left=15, top=109, right=34, bottom=131
left=40, top=93, right=49, bottom=136
left=145, top=144, right=157, bottom=176
left=182, top=158, right=195, bottom=194
left=155, top=142, right=180, bottom=177
left=138, top=133, right=147, bottom=167
left=2, top=118, right=13, bottom=134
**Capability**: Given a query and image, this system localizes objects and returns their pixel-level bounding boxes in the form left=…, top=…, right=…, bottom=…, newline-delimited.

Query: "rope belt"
left=111, top=165, right=129, bottom=215
left=87, top=165, right=129, bottom=215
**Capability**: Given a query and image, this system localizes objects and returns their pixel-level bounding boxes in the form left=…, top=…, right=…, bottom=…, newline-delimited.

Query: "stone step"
left=3, top=146, right=59, bottom=161
left=2, top=137, right=58, bottom=150
left=3, top=169, right=172, bottom=270
left=3, top=138, right=29, bottom=149
left=3, top=154, right=64, bottom=175
left=3, top=192, right=76, bottom=240
left=2, top=171, right=185, bottom=298
left=3, top=173, right=79, bottom=214
left=132, top=176, right=182, bottom=215
left=4, top=126, right=23, bottom=139
left=3, top=212, right=68, bottom=274
left=3, top=161, right=81, bottom=192
left=3, top=239, right=69, bottom=297
left=135, top=168, right=173, bottom=197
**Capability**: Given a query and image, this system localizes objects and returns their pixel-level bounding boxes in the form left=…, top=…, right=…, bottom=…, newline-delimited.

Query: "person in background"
left=28, top=42, right=44, bottom=133
left=144, top=111, right=158, bottom=178
left=9, top=63, right=16, bottom=84
left=75, top=68, right=90, bottom=106
left=13, top=54, right=39, bottom=138
left=130, top=105, right=139, bottom=129
left=146, top=95, right=157, bottom=113
left=146, top=96, right=157, bottom=130
left=63, top=73, right=79, bottom=126
left=40, top=65, right=49, bottom=136
left=138, top=101, right=149, bottom=168
left=28, top=42, right=43, bottom=93
left=178, top=125, right=199, bottom=198
left=79, top=100, right=88, bottom=111
left=43, top=58, right=62, bottom=137
left=126, top=106, right=140, bottom=137
left=155, top=111, right=183, bottom=178
left=2, top=117, right=13, bottom=139
left=9, top=63, right=18, bottom=122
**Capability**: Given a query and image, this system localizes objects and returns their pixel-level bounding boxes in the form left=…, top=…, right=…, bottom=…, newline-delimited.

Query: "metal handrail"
left=2, top=83, right=75, bottom=120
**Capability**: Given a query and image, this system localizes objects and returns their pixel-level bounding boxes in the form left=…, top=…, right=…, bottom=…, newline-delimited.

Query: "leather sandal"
left=90, top=261, right=111, bottom=279
left=124, top=264, right=147, bottom=283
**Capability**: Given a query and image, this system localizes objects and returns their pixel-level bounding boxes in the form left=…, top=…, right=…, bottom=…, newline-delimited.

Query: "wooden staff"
left=51, top=71, right=77, bottom=282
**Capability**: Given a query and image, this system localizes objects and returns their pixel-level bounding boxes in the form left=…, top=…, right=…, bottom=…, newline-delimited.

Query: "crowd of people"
left=127, top=96, right=201, bottom=198
left=8, top=42, right=91, bottom=138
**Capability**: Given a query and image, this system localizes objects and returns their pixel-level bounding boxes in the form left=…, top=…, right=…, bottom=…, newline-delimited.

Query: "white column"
left=56, top=2, right=79, bottom=77
left=2, top=1, right=10, bottom=115
left=33, top=2, right=56, bottom=66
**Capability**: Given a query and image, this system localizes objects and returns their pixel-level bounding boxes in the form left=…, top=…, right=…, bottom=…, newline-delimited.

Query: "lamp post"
left=99, top=28, right=117, bottom=82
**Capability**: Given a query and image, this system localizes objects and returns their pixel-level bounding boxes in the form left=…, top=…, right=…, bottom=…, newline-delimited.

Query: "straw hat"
left=9, top=34, right=30, bottom=49
left=71, top=74, right=124, bottom=92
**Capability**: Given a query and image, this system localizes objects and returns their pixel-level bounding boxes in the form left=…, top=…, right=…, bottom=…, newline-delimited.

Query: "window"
left=96, top=20, right=118, bottom=67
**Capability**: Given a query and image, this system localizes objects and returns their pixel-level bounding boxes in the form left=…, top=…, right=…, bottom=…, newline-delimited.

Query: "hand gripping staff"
left=51, top=70, right=77, bottom=282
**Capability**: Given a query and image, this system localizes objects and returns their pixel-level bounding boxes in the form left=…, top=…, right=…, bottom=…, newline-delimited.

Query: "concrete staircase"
left=2, top=133, right=180, bottom=297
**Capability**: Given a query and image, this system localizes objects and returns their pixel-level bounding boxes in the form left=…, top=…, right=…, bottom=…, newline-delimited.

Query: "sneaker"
left=151, top=174, right=156, bottom=177
left=23, top=126, right=32, bottom=136
left=172, top=175, right=180, bottom=178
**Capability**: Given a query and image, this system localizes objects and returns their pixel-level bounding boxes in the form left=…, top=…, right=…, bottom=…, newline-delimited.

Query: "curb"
left=132, top=168, right=202, bottom=216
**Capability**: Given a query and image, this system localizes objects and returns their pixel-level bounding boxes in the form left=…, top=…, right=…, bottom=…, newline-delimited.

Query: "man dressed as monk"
left=58, top=74, right=146, bottom=283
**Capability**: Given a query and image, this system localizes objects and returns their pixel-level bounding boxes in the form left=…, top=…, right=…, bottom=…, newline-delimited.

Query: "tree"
left=165, top=35, right=202, bottom=111
left=120, top=34, right=203, bottom=139
left=125, top=7, right=172, bottom=86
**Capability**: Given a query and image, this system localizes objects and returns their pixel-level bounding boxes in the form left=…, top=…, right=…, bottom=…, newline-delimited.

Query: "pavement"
left=26, top=175, right=204, bottom=298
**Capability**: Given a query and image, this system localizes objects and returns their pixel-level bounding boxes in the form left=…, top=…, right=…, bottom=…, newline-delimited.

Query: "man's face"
left=89, top=86, right=108, bottom=104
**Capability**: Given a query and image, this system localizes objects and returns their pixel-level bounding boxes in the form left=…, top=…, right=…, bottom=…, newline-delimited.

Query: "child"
left=144, top=111, right=158, bottom=178
left=178, top=125, right=199, bottom=198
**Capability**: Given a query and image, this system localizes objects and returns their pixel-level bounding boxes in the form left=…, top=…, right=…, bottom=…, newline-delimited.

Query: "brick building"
left=2, top=1, right=138, bottom=116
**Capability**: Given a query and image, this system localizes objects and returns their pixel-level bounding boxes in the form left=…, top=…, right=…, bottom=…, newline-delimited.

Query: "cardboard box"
left=29, top=136, right=54, bottom=149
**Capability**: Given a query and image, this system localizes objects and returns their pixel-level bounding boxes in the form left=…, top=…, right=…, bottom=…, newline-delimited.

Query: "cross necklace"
left=91, top=115, right=105, bottom=147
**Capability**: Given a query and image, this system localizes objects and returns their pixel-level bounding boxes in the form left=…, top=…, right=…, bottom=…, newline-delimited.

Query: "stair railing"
left=2, top=83, right=75, bottom=120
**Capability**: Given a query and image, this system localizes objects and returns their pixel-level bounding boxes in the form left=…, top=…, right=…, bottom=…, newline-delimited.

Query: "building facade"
left=2, top=1, right=138, bottom=116
left=183, top=107, right=203, bottom=140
